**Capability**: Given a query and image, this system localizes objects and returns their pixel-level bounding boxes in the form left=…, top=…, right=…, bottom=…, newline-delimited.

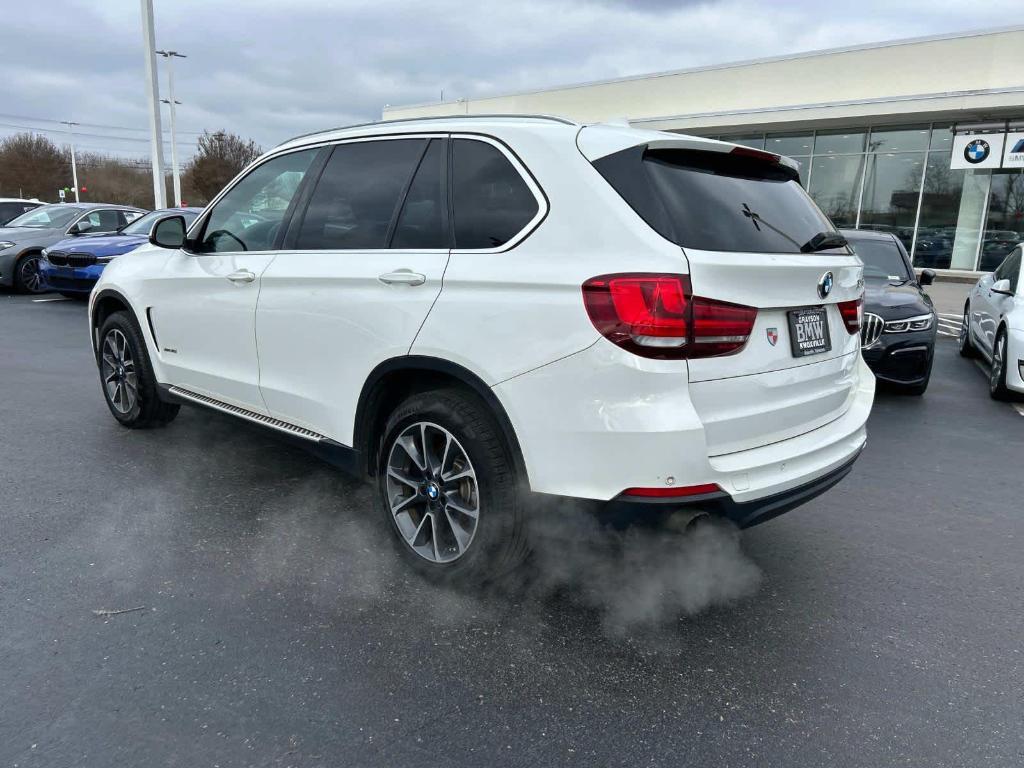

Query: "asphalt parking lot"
left=2, top=291, right=1022, bottom=767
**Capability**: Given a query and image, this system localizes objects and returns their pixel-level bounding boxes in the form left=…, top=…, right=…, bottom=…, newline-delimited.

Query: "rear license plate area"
left=787, top=307, right=831, bottom=357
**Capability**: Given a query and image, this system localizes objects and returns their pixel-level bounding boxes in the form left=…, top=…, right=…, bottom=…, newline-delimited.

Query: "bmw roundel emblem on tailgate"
left=817, top=271, right=834, bottom=299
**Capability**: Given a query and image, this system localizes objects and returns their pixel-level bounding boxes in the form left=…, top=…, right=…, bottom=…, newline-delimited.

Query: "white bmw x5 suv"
left=89, top=115, right=874, bottom=580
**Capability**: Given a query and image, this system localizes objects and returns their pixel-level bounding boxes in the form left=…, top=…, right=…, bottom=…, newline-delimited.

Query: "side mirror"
left=991, top=278, right=1014, bottom=297
left=149, top=215, right=187, bottom=249
left=68, top=221, right=88, bottom=235
left=918, top=268, right=936, bottom=286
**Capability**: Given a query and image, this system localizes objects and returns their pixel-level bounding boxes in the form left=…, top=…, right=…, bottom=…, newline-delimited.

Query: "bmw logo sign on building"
left=951, top=132, right=1005, bottom=169
left=964, top=139, right=990, bottom=164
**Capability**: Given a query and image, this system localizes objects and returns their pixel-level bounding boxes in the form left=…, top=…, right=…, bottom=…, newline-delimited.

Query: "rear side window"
left=391, top=138, right=448, bottom=249
left=452, top=139, right=538, bottom=249
left=297, top=139, right=425, bottom=250
left=594, top=146, right=844, bottom=254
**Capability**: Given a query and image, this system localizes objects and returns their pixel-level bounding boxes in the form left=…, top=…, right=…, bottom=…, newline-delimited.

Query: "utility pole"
left=140, top=0, right=167, bottom=208
left=156, top=50, right=186, bottom=207
left=61, top=121, right=80, bottom=202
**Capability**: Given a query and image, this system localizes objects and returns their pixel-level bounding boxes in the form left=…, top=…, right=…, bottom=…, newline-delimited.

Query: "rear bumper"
left=497, top=340, right=874, bottom=513
left=603, top=448, right=862, bottom=529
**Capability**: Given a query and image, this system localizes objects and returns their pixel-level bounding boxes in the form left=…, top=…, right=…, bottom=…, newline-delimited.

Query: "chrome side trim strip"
left=167, top=386, right=325, bottom=442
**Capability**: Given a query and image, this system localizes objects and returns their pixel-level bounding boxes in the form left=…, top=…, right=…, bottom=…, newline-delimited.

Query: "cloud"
left=2, top=0, right=1022, bottom=159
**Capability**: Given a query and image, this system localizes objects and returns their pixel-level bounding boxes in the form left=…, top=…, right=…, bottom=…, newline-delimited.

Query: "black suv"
left=841, top=229, right=937, bottom=395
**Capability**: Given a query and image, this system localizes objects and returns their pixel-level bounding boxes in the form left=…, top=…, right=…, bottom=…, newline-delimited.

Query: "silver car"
left=0, top=203, right=146, bottom=293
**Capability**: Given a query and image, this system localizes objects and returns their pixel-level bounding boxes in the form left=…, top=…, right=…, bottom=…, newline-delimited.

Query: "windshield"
left=7, top=205, right=82, bottom=229
left=593, top=146, right=848, bottom=254
left=120, top=209, right=198, bottom=236
left=848, top=237, right=912, bottom=281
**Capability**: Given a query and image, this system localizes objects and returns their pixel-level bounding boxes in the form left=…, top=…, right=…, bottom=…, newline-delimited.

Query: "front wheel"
left=97, top=311, right=180, bottom=428
left=376, top=388, right=528, bottom=583
left=958, top=304, right=977, bottom=358
left=14, top=253, right=45, bottom=294
left=989, top=330, right=1014, bottom=401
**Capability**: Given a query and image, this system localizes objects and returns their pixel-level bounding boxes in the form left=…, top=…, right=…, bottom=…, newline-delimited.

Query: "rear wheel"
left=97, top=311, right=179, bottom=428
left=13, top=253, right=45, bottom=294
left=376, top=388, right=527, bottom=583
left=958, top=304, right=977, bottom=358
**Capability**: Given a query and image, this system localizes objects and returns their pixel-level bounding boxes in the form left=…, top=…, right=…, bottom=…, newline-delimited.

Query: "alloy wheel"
left=19, top=255, right=43, bottom=293
left=959, top=308, right=969, bottom=351
left=385, top=421, right=480, bottom=564
left=101, top=329, right=138, bottom=414
left=991, top=335, right=1004, bottom=392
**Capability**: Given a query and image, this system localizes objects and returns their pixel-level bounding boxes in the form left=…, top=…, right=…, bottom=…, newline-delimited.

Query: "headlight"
left=95, top=254, right=116, bottom=264
left=884, top=313, right=933, bottom=333
left=0, top=241, right=15, bottom=250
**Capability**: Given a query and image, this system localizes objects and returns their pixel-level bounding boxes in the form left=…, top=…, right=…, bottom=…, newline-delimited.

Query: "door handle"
left=226, top=269, right=256, bottom=284
left=378, top=269, right=426, bottom=286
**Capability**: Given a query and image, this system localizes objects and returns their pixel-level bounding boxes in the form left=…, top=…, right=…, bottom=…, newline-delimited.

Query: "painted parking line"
left=937, top=331, right=958, bottom=338
left=938, top=312, right=963, bottom=319
left=1014, top=403, right=1024, bottom=417
left=32, top=297, right=69, bottom=303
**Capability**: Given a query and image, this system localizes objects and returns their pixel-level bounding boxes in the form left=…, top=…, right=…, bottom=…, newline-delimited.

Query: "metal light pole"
left=140, top=0, right=167, bottom=208
left=156, top=50, right=186, bottom=207
left=61, top=121, right=80, bottom=202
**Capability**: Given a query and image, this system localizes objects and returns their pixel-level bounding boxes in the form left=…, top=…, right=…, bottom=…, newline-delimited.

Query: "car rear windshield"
left=846, top=237, right=911, bottom=281
left=593, top=146, right=847, bottom=254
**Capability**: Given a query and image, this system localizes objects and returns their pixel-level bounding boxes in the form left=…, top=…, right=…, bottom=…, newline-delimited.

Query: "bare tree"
left=0, top=133, right=71, bottom=200
left=182, top=130, right=262, bottom=203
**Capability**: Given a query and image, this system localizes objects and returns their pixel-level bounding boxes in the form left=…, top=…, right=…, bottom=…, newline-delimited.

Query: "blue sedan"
left=39, top=207, right=203, bottom=297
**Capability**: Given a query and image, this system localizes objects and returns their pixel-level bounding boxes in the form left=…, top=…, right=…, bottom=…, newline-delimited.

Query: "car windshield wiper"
left=800, top=232, right=848, bottom=253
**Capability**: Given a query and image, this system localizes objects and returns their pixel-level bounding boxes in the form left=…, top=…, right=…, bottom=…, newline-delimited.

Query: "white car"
left=88, top=116, right=874, bottom=580
left=960, top=245, right=1024, bottom=399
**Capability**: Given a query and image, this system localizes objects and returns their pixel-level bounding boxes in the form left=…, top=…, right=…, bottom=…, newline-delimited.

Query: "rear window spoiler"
left=576, top=123, right=800, bottom=172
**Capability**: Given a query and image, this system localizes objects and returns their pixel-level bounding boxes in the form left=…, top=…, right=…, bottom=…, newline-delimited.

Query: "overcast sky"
left=3, top=0, right=1023, bottom=162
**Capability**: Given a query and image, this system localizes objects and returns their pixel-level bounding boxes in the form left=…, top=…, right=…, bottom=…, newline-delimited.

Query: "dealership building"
left=384, top=26, right=1024, bottom=275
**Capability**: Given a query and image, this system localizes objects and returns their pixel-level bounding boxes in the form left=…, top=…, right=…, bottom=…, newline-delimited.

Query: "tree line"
left=0, top=130, right=262, bottom=209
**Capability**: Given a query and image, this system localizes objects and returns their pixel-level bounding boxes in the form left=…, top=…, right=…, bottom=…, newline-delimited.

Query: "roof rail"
left=277, top=113, right=577, bottom=147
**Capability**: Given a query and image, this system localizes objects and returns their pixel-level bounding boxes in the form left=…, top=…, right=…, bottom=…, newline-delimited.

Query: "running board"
left=167, top=386, right=326, bottom=442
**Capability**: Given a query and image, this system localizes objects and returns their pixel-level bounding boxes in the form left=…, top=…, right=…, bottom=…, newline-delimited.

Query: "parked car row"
left=0, top=202, right=199, bottom=296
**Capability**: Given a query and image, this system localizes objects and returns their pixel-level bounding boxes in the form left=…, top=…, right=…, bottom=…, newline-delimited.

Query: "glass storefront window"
left=807, top=154, right=865, bottom=227
left=765, top=132, right=813, bottom=157
left=859, top=152, right=925, bottom=252
left=980, top=170, right=1024, bottom=271
left=814, top=130, right=867, bottom=155
left=868, top=126, right=931, bottom=153
left=914, top=151, right=965, bottom=269
left=725, top=134, right=765, bottom=149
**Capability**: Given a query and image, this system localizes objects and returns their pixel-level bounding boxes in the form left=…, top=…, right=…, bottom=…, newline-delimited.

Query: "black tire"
left=958, top=303, right=977, bottom=358
left=13, top=252, right=45, bottom=294
left=375, top=387, right=528, bottom=583
left=989, top=329, right=1015, bottom=401
left=97, top=311, right=180, bottom=428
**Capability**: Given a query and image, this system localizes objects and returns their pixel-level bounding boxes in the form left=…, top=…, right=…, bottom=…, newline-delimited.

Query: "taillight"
left=582, top=273, right=756, bottom=359
left=838, top=296, right=864, bottom=334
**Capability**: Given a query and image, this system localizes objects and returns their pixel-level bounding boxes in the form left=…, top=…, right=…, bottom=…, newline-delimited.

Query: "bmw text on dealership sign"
left=1003, top=133, right=1024, bottom=169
